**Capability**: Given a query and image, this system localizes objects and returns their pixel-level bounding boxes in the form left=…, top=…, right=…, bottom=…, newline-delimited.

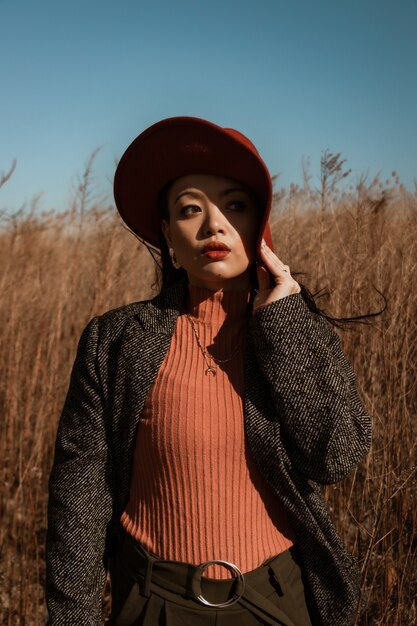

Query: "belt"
left=118, top=531, right=299, bottom=626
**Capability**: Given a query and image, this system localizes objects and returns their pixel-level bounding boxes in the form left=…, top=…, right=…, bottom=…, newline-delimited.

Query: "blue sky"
left=1, top=0, right=416, bottom=214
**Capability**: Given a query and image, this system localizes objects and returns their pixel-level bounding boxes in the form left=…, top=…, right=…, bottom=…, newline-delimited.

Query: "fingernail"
left=261, top=238, right=266, bottom=248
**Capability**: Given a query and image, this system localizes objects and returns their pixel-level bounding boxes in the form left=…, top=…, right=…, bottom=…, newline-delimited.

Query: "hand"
left=253, top=239, right=301, bottom=313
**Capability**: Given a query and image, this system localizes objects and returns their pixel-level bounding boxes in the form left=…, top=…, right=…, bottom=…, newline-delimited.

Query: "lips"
left=201, top=241, right=231, bottom=260
left=201, top=242, right=231, bottom=253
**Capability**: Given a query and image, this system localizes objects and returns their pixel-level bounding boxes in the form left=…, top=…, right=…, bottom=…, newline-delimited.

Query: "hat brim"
left=114, top=117, right=273, bottom=251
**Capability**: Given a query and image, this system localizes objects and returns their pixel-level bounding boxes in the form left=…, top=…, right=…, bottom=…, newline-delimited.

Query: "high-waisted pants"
left=107, top=530, right=320, bottom=626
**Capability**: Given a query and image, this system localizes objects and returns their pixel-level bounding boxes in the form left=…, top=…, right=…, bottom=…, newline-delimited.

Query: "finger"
left=256, top=264, right=270, bottom=291
left=261, top=239, right=286, bottom=268
left=259, top=245, right=290, bottom=277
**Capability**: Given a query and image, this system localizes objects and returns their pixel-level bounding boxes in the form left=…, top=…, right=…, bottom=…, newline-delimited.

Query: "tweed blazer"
left=46, top=280, right=371, bottom=626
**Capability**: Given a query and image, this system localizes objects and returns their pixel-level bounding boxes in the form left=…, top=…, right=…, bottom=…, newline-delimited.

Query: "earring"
left=169, top=247, right=181, bottom=269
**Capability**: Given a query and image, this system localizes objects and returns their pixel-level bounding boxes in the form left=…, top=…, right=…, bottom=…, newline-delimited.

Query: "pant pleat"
left=109, top=531, right=315, bottom=626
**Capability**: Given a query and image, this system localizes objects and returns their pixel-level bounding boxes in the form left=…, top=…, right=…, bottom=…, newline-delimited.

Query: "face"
left=161, top=174, right=261, bottom=291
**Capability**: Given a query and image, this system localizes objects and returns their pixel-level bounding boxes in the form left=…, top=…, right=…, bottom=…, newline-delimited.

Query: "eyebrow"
left=174, top=187, right=248, bottom=204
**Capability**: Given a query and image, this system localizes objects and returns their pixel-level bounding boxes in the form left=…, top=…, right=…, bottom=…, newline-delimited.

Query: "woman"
left=46, top=117, right=372, bottom=626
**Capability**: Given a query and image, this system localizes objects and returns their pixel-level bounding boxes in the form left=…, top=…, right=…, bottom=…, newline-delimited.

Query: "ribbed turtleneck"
left=120, top=283, right=295, bottom=578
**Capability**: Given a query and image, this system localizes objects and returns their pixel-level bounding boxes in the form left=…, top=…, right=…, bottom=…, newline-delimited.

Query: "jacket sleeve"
left=251, top=293, right=372, bottom=485
left=45, top=317, right=114, bottom=625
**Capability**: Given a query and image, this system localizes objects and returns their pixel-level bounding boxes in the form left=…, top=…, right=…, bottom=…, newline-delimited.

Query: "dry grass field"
left=0, top=163, right=416, bottom=624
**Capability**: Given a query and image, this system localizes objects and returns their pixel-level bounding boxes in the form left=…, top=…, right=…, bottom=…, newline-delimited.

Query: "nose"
left=202, top=204, right=226, bottom=236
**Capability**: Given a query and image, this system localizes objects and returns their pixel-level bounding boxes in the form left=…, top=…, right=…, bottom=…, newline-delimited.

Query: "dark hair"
left=148, top=181, right=386, bottom=330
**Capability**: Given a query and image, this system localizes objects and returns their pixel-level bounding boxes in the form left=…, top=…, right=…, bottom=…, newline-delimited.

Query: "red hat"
left=113, top=116, right=273, bottom=252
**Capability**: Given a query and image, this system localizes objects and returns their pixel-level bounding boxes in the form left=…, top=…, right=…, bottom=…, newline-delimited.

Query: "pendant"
left=205, top=366, right=217, bottom=376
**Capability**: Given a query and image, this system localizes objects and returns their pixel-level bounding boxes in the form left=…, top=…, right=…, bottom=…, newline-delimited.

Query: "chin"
left=199, top=273, right=251, bottom=291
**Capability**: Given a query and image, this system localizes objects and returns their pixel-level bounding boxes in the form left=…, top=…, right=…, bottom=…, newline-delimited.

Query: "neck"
left=186, top=283, right=250, bottom=326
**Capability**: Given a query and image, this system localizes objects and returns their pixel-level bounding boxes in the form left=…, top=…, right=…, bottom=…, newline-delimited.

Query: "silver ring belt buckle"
left=192, top=559, right=246, bottom=608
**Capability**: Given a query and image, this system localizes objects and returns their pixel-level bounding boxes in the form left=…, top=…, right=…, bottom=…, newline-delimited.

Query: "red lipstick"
left=201, top=241, right=230, bottom=260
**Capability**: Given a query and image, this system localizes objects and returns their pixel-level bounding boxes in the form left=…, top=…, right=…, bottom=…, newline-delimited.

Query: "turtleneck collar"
left=186, top=283, right=251, bottom=326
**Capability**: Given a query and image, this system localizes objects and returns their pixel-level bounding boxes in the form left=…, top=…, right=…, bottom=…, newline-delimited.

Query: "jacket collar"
left=134, top=278, right=189, bottom=335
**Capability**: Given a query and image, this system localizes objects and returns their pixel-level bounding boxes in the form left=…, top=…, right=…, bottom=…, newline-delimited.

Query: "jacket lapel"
left=112, top=281, right=189, bottom=513
left=135, top=279, right=188, bottom=335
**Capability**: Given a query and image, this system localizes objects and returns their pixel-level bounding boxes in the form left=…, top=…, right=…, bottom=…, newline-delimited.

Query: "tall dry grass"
left=0, top=164, right=416, bottom=624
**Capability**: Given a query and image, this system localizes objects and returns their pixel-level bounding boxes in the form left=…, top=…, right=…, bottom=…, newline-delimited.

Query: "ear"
left=161, top=219, right=171, bottom=247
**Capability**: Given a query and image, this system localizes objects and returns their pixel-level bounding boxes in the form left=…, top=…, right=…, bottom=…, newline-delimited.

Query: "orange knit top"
left=120, top=284, right=296, bottom=578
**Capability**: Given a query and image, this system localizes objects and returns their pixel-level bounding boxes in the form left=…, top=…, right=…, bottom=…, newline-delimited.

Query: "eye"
left=180, top=204, right=202, bottom=217
left=226, top=200, right=247, bottom=212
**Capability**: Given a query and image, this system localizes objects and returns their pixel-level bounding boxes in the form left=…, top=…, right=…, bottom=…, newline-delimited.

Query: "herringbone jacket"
left=46, top=280, right=371, bottom=625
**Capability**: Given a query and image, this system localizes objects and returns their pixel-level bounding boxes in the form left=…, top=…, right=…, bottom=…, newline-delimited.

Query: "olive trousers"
left=108, top=531, right=320, bottom=626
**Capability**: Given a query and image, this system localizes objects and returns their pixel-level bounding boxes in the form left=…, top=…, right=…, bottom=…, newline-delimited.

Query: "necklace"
left=185, top=313, right=242, bottom=376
